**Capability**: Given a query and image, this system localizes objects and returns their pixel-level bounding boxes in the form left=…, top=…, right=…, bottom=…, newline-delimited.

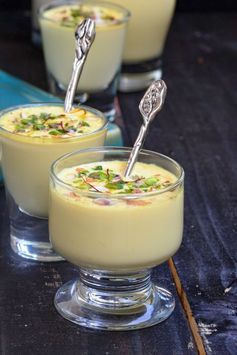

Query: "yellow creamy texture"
left=43, top=5, right=123, bottom=28
left=50, top=159, right=183, bottom=269
left=0, top=106, right=104, bottom=138
left=56, top=161, right=178, bottom=207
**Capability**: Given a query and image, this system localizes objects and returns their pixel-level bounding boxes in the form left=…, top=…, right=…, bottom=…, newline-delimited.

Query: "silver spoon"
left=124, top=80, right=167, bottom=179
left=64, top=18, right=96, bottom=113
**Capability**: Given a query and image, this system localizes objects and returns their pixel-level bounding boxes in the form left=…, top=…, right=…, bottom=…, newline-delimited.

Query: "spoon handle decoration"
left=139, top=80, right=167, bottom=123
left=124, top=80, right=167, bottom=179
left=64, top=19, right=96, bottom=113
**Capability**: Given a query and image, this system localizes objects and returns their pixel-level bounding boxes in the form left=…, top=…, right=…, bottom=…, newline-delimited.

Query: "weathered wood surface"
left=1, top=10, right=237, bottom=355
left=120, top=13, right=237, bottom=355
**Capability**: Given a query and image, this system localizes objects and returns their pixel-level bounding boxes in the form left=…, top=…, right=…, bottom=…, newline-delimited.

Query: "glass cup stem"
left=79, top=268, right=152, bottom=309
left=54, top=268, right=175, bottom=330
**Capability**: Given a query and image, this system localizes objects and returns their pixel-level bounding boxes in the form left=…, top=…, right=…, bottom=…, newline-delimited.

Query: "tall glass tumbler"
left=103, top=0, right=176, bottom=92
left=0, top=103, right=107, bottom=261
left=39, top=0, right=130, bottom=120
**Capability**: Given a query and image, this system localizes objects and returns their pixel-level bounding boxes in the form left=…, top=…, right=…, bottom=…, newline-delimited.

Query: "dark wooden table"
left=0, top=10, right=237, bottom=355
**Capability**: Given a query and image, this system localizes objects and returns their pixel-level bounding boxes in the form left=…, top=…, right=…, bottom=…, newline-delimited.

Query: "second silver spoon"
left=124, top=80, right=167, bottom=179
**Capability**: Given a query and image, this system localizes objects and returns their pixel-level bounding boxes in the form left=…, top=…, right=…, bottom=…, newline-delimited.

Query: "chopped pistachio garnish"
left=66, top=165, right=172, bottom=194
left=14, top=109, right=89, bottom=136
left=0, top=107, right=104, bottom=138
left=45, top=5, right=118, bottom=28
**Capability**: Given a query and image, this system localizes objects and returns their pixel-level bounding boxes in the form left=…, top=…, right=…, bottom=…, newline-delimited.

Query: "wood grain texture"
left=120, top=13, right=237, bottom=355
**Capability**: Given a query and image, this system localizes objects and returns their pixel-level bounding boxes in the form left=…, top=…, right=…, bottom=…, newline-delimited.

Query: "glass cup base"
left=54, top=269, right=175, bottom=330
left=6, top=189, right=63, bottom=262
left=119, top=57, right=162, bottom=92
left=10, top=235, right=63, bottom=262
left=118, top=69, right=162, bottom=93
left=47, top=72, right=118, bottom=121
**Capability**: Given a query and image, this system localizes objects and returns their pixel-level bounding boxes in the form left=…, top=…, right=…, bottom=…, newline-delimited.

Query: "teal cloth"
left=0, top=70, right=123, bottom=183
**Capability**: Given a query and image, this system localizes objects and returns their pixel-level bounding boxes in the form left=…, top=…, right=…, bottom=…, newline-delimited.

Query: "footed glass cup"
left=49, top=147, right=184, bottom=330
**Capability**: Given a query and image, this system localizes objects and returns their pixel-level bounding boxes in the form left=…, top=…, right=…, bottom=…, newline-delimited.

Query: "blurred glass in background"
left=38, top=0, right=130, bottom=119
left=103, top=0, right=176, bottom=92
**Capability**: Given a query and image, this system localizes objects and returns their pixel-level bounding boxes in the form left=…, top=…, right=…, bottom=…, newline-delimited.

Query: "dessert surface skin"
left=0, top=106, right=104, bottom=138
left=0, top=105, right=106, bottom=217
left=42, top=4, right=125, bottom=28
left=40, top=4, right=128, bottom=91
left=50, top=160, right=184, bottom=270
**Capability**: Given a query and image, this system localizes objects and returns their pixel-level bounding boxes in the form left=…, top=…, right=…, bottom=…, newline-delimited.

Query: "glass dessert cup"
left=49, top=147, right=184, bottom=330
left=0, top=103, right=107, bottom=261
left=100, top=0, right=176, bottom=92
left=39, top=0, right=130, bottom=120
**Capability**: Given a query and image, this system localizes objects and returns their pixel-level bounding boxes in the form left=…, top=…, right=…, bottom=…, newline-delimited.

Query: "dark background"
left=0, top=0, right=237, bottom=11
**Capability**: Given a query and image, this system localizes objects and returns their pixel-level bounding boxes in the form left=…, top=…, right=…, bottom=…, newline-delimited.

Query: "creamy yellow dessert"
left=50, top=160, right=183, bottom=271
left=102, top=0, right=176, bottom=63
left=0, top=105, right=107, bottom=217
left=39, top=2, right=129, bottom=91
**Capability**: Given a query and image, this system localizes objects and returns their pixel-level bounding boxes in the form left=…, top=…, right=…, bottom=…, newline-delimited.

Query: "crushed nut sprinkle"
left=44, top=5, right=118, bottom=28
left=0, top=107, right=104, bottom=138
left=63, top=164, right=172, bottom=195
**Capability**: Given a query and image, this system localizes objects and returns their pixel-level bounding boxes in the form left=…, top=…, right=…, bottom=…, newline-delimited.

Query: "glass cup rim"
left=0, top=102, right=108, bottom=142
left=38, top=0, right=131, bottom=26
left=51, top=146, right=185, bottom=199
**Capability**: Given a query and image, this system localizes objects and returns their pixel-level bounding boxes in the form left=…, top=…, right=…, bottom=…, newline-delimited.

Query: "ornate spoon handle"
left=124, top=80, right=167, bottom=179
left=64, top=18, right=96, bottom=113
